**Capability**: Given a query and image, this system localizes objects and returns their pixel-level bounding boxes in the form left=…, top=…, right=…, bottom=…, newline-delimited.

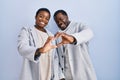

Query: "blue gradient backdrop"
left=0, top=0, right=120, bottom=80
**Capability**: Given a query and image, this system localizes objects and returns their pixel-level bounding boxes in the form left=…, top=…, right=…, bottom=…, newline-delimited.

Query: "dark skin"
left=35, top=11, right=57, bottom=53
left=54, top=13, right=70, bottom=30
left=54, top=13, right=76, bottom=47
left=36, top=11, right=75, bottom=53
left=35, top=11, right=50, bottom=32
left=35, top=11, right=65, bottom=80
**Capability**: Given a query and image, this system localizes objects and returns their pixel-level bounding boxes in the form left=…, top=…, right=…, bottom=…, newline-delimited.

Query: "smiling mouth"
left=59, top=25, right=66, bottom=30
left=40, top=22, right=45, bottom=25
left=60, top=24, right=66, bottom=27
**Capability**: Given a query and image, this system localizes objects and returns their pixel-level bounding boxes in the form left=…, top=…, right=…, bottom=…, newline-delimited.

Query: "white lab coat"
left=57, top=22, right=97, bottom=80
left=17, top=27, right=64, bottom=80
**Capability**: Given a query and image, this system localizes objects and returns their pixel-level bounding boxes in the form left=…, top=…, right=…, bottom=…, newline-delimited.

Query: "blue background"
left=0, top=0, right=120, bottom=80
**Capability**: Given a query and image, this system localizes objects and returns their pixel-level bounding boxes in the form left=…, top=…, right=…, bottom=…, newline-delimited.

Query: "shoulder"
left=72, top=21, right=86, bottom=25
left=19, top=26, right=35, bottom=36
left=21, top=27, right=28, bottom=31
left=20, top=26, right=35, bottom=32
left=70, top=21, right=82, bottom=27
left=75, top=22, right=88, bottom=29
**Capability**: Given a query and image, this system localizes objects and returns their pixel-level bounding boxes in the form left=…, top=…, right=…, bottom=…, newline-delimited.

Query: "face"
left=55, top=13, right=69, bottom=30
left=35, top=11, right=50, bottom=28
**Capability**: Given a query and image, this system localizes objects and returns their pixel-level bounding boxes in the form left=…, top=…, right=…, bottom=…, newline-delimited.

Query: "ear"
left=35, top=16, right=37, bottom=20
left=66, top=16, right=69, bottom=20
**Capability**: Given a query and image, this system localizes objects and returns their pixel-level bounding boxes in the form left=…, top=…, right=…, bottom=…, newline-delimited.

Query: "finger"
left=47, top=36, right=54, bottom=42
left=54, top=32, right=62, bottom=39
left=56, top=42, right=64, bottom=47
left=51, top=45, right=58, bottom=49
left=44, top=36, right=54, bottom=45
left=61, top=33, right=69, bottom=38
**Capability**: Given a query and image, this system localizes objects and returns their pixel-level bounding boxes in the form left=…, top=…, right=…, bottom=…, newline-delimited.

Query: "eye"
left=60, top=18, right=65, bottom=21
left=46, top=17, right=49, bottom=21
left=55, top=20, right=59, bottom=24
left=39, top=15, right=43, bottom=18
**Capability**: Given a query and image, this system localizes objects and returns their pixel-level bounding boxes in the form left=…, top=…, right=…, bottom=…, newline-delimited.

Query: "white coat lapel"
left=28, top=27, right=38, bottom=47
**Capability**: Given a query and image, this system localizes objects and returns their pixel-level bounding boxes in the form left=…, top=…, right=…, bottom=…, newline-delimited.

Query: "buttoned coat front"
left=18, top=27, right=63, bottom=80
left=56, top=22, right=97, bottom=80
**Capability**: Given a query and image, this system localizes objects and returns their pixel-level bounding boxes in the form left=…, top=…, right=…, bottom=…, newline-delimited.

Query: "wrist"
left=34, top=48, right=41, bottom=60
left=71, top=37, right=77, bottom=44
left=38, top=47, right=45, bottom=53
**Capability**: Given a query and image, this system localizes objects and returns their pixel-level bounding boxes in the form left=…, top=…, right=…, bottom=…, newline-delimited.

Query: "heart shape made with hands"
left=54, top=32, right=75, bottom=47
left=42, top=32, right=75, bottom=53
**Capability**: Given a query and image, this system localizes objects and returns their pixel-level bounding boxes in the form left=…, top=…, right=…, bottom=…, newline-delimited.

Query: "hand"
left=55, top=32, right=75, bottom=47
left=39, top=36, right=57, bottom=53
left=60, top=78, right=65, bottom=80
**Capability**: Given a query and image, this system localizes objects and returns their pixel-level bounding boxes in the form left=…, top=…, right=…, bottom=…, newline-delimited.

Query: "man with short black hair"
left=54, top=10, right=97, bottom=80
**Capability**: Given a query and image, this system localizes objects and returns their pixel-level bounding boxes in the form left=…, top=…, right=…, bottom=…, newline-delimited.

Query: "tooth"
left=40, top=22, right=45, bottom=24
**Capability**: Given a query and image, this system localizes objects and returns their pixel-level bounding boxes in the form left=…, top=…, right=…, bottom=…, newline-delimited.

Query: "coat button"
left=62, top=68, right=64, bottom=71
left=62, top=55, right=64, bottom=58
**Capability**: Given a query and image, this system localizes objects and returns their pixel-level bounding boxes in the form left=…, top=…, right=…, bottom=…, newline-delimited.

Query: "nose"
left=58, top=21, right=62, bottom=26
left=42, top=18, right=48, bottom=23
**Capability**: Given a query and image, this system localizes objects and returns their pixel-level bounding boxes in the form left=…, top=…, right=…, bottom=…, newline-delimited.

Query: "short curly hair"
left=53, top=10, right=68, bottom=19
left=35, top=8, right=51, bottom=18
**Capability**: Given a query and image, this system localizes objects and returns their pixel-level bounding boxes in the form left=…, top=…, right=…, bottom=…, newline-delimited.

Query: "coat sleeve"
left=17, top=27, right=39, bottom=63
left=70, top=23, right=94, bottom=45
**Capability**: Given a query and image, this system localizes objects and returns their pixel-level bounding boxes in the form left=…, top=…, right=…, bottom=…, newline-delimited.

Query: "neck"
left=35, top=25, right=46, bottom=32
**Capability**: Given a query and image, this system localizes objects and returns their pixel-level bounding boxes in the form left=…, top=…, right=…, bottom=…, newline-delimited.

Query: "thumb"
left=56, top=42, right=63, bottom=47
left=51, top=45, right=58, bottom=49
left=46, top=36, right=54, bottom=43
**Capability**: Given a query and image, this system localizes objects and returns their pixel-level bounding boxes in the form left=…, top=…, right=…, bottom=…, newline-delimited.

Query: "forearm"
left=34, top=47, right=47, bottom=60
left=18, top=44, right=39, bottom=62
left=70, top=28, right=93, bottom=45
